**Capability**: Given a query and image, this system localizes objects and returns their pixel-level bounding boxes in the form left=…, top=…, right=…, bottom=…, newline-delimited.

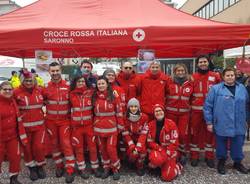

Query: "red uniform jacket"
left=14, top=86, right=45, bottom=132
left=122, top=113, right=149, bottom=152
left=117, top=71, right=141, bottom=103
left=111, top=83, right=126, bottom=113
left=0, top=95, right=27, bottom=144
left=191, top=71, right=221, bottom=112
left=140, top=70, right=171, bottom=115
left=93, top=91, right=124, bottom=137
left=166, top=80, right=193, bottom=115
left=147, top=118, right=179, bottom=158
left=43, top=80, right=70, bottom=125
left=70, top=87, right=93, bottom=127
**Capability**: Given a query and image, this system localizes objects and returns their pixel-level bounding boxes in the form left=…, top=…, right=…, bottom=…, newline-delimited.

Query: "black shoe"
left=179, top=156, right=187, bottom=166
left=65, top=171, right=75, bottom=183
left=136, top=168, right=146, bottom=176
left=55, top=167, right=64, bottom=178
left=205, top=159, right=215, bottom=168
left=36, top=166, right=46, bottom=179
left=233, top=162, right=249, bottom=174
left=79, top=170, right=90, bottom=179
left=10, top=175, right=22, bottom=184
left=217, top=159, right=226, bottom=175
left=190, top=159, right=199, bottom=167
left=101, top=169, right=110, bottom=179
left=28, top=167, right=38, bottom=181
left=113, top=171, right=120, bottom=180
left=93, top=169, right=102, bottom=178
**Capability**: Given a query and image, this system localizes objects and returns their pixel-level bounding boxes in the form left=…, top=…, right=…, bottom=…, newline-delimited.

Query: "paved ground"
left=1, top=143, right=250, bottom=184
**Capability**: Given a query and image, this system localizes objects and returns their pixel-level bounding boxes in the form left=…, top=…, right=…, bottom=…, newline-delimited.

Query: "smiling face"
left=97, top=79, right=108, bottom=92
left=0, top=83, right=13, bottom=98
left=129, top=105, right=139, bottom=114
left=175, top=66, right=186, bottom=78
left=23, top=77, right=35, bottom=89
left=150, top=63, right=161, bottom=75
left=197, top=57, right=209, bottom=71
left=49, top=65, right=62, bottom=81
left=76, top=77, right=86, bottom=88
left=122, top=62, right=133, bottom=74
left=223, top=70, right=236, bottom=85
left=105, top=72, right=116, bottom=83
left=154, top=107, right=165, bottom=121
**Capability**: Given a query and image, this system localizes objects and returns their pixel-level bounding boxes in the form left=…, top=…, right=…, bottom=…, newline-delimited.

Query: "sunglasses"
left=124, top=67, right=132, bottom=70
left=2, top=88, right=13, bottom=91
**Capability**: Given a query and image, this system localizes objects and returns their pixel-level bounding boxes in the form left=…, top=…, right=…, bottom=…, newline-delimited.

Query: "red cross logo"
left=133, top=29, right=145, bottom=42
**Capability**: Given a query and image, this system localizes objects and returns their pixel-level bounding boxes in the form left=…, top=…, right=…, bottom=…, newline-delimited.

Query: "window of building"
left=209, top=1, right=214, bottom=18
left=206, top=5, right=210, bottom=19
left=214, top=0, right=219, bottom=15
left=230, top=0, right=235, bottom=6
left=218, top=0, right=223, bottom=12
left=224, top=0, right=229, bottom=9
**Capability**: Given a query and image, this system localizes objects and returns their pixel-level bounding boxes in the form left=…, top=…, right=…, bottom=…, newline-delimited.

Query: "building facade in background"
left=180, top=0, right=250, bottom=24
left=0, top=0, right=20, bottom=15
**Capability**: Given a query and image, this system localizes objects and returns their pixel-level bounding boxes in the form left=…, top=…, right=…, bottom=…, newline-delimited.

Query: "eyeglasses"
left=124, top=67, right=132, bottom=70
left=77, top=80, right=85, bottom=83
left=2, top=88, right=13, bottom=91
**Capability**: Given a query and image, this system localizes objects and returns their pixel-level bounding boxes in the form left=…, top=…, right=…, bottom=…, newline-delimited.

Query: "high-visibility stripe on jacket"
left=14, top=86, right=45, bottom=131
left=166, top=80, right=193, bottom=114
left=43, top=80, right=70, bottom=123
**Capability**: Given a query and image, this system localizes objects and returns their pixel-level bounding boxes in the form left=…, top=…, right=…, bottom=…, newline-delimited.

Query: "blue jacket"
left=203, top=82, right=249, bottom=137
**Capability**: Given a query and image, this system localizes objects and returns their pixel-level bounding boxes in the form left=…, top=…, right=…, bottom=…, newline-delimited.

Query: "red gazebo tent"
left=0, top=0, right=250, bottom=58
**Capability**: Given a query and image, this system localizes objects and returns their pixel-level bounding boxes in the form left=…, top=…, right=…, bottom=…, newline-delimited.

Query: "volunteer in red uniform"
left=140, top=61, right=171, bottom=119
left=122, top=98, right=149, bottom=176
left=14, top=72, right=46, bottom=181
left=92, top=76, right=124, bottom=180
left=0, top=81, right=27, bottom=184
left=147, top=104, right=183, bottom=182
left=43, top=62, right=75, bottom=183
left=70, top=75, right=101, bottom=179
left=190, top=55, right=221, bottom=168
left=103, top=69, right=127, bottom=160
left=117, top=61, right=141, bottom=103
left=166, top=64, right=193, bottom=165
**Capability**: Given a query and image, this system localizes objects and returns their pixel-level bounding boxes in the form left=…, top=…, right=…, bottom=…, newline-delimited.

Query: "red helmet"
left=149, top=150, right=165, bottom=167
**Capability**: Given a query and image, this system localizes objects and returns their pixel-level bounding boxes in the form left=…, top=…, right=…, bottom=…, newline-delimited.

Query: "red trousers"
left=97, top=134, right=120, bottom=172
left=46, top=120, right=75, bottom=170
left=0, top=138, right=21, bottom=177
left=24, top=129, right=46, bottom=167
left=71, top=125, right=99, bottom=170
left=190, top=111, right=215, bottom=159
left=167, top=113, right=190, bottom=156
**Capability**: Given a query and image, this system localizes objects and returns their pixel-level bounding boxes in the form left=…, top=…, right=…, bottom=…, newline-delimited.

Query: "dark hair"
left=70, top=76, right=90, bottom=91
left=11, top=71, right=17, bottom=75
left=92, top=76, right=114, bottom=105
left=196, top=55, right=215, bottom=71
left=0, top=81, right=12, bottom=89
left=31, top=68, right=36, bottom=73
left=80, top=59, right=93, bottom=69
left=222, top=67, right=236, bottom=77
left=49, top=62, right=60, bottom=68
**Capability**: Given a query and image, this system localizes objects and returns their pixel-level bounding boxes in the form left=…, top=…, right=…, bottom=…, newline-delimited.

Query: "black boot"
left=113, top=170, right=120, bottom=180
left=233, top=162, right=248, bottom=174
left=217, top=159, right=226, bottom=175
left=36, top=166, right=46, bottom=179
left=28, top=167, right=38, bottom=181
left=136, top=167, right=146, bottom=176
left=55, top=167, right=64, bottom=178
left=65, top=167, right=75, bottom=183
left=93, top=168, right=102, bottom=178
left=190, top=159, right=199, bottom=167
left=205, top=159, right=215, bottom=168
left=10, top=175, right=22, bottom=184
left=179, top=155, right=187, bottom=166
left=101, top=169, right=110, bottom=179
left=79, top=170, right=90, bottom=179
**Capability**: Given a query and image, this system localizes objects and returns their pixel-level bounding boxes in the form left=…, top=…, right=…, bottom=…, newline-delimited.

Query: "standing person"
left=147, top=104, right=183, bottom=182
left=31, top=69, right=45, bottom=87
left=122, top=98, right=149, bottom=176
left=190, top=55, right=221, bottom=168
left=204, top=67, right=249, bottom=175
left=43, top=62, right=75, bottom=183
left=10, top=71, right=21, bottom=89
left=14, top=72, right=46, bottom=181
left=140, top=61, right=171, bottom=119
left=0, top=81, right=27, bottom=184
left=166, top=64, right=193, bottom=165
left=70, top=75, right=101, bottom=179
left=80, top=60, right=98, bottom=88
left=117, top=61, right=141, bottom=103
left=92, top=76, right=124, bottom=180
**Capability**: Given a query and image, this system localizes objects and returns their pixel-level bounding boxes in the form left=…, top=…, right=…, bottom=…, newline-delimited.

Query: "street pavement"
left=1, top=142, right=250, bottom=184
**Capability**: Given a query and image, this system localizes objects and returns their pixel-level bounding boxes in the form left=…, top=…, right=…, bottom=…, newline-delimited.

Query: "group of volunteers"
left=0, top=55, right=250, bottom=184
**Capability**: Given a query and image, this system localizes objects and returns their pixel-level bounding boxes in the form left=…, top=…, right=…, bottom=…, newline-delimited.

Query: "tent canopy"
left=0, top=0, right=250, bottom=58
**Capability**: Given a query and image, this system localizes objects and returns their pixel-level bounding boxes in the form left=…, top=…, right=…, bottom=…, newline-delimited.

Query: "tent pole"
left=192, top=58, right=196, bottom=74
left=22, top=58, right=25, bottom=68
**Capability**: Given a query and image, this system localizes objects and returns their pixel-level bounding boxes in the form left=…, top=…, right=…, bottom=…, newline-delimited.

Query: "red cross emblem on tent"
left=133, top=29, right=145, bottom=42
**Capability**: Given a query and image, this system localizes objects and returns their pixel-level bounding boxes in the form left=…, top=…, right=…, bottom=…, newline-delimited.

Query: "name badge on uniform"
left=208, top=76, right=215, bottom=82
left=60, top=87, right=68, bottom=90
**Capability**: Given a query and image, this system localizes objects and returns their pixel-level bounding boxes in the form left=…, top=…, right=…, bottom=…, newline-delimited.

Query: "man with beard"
left=43, top=62, right=75, bottom=183
left=190, top=55, right=221, bottom=168
left=80, top=60, right=98, bottom=88
left=117, top=61, right=141, bottom=103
